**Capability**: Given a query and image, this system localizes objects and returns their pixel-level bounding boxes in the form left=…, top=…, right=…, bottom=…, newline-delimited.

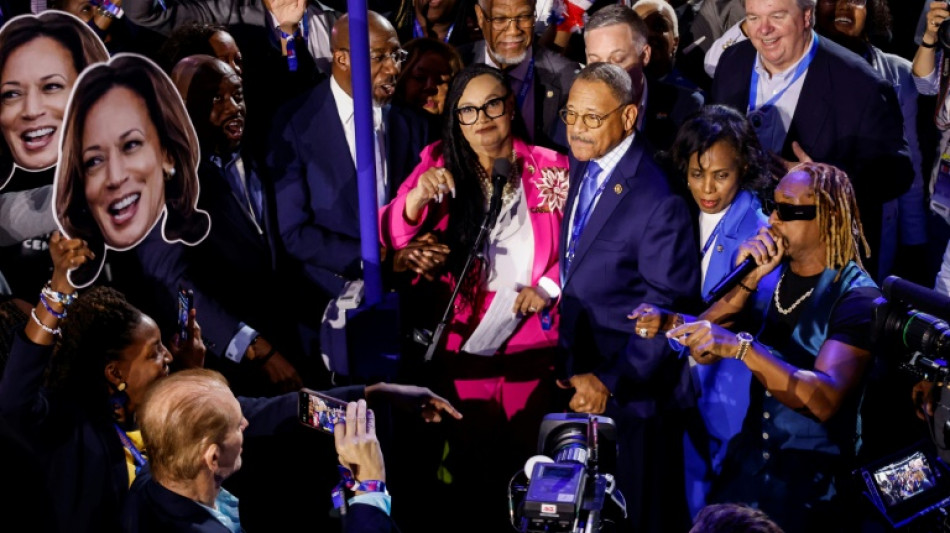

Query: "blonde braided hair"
left=789, top=162, right=870, bottom=279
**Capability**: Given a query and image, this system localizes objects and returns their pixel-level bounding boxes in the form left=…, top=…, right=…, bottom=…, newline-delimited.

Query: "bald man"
left=266, top=11, right=430, bottom=307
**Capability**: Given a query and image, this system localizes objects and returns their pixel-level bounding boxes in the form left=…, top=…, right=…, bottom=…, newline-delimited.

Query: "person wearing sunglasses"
left=379, top=63, right=567, bottom=532
left=661, top=162, right=880, bottom=531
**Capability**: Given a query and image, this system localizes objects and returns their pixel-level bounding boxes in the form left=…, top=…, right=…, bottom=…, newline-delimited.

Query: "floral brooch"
left=532, top=167, right=569, bottom=214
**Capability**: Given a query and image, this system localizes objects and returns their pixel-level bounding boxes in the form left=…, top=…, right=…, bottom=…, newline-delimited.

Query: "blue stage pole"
left=347, top=0, right=382, bottom=305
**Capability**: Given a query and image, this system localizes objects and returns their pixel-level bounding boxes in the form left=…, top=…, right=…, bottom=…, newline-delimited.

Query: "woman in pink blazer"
left=380, top=64, right=568, bottom=528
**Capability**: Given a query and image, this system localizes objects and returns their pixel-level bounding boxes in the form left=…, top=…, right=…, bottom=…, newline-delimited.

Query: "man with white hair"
left=709, top=0, right=912, bottom=280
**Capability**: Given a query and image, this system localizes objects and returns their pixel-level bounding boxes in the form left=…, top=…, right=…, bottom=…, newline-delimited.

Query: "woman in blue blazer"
left=634, top=104, right=777, bottom=517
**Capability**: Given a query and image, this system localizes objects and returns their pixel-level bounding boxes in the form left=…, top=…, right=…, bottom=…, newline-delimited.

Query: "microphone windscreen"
left=492, top=157, right=512, bottom=183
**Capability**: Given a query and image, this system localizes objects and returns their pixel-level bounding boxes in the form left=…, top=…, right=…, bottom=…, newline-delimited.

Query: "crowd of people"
left=0, top=0, right=947, bottom=532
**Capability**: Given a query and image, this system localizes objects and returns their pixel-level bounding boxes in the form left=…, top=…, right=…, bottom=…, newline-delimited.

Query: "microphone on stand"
left=486, top=157, right=510, bottom=230
left=703, top=257, right=758, bottom=305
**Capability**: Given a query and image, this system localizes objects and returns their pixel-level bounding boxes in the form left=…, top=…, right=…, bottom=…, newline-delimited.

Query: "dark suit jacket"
left=559, top=134, right=699, bottom=532
left=709, top=36, right=913, bottom=264
left=642, top=76, right=705, bottom=153
left=124, top=468, right=393, bottom=533
left=457, top=43, right=578, bottom=153
left=131, top=151, right=320, bottom=372
left=559, top=134, right=699, bottom=412
left=267, top=80, right=429, bottom=300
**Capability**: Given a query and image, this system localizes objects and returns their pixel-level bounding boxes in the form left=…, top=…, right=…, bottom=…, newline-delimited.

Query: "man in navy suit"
left=129, top=56, right=312, bottom=399
left=709, top=0, right=913, bottom=278
left=267, top=11, right=429, bottom=306
left=559, top=62, right=699, bottom=533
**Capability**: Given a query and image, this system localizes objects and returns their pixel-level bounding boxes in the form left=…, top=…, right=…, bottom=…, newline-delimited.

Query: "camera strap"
left=937, top=49, right=950, bottom=131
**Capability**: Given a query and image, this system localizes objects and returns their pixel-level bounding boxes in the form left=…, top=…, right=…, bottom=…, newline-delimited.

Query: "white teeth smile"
left=23, top=127, right=53, bottom=140
left=835, top=17, right=853, bottom=24
left=109, top=193, right=139, bottom=214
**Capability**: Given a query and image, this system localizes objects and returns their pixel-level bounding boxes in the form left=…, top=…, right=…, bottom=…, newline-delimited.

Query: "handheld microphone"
left=487, top=157, right=510, bottom=229
left=703, top=257, right=757, bottom=305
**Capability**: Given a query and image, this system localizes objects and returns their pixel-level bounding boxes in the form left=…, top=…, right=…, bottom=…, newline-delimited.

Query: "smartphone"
left=177, top=288, right=194, bottom=340
left=298, top=388, right=348, bottom=433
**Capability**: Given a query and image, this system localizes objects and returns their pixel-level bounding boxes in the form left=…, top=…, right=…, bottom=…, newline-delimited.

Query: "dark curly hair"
left=47, top=286, right=142, bottom=415
left=689, top=503, right=784, bottom=533
left=669, top=104, right=777, bottom=199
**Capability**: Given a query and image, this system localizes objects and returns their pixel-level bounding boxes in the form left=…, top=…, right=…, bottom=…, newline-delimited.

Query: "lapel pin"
left=546, top=90, right=554, bottom=98
left=527, top=164, right=535, bottom=173
left=717, top=245, right=723, bottom=253
left=614, top=184, right=623, bottom=195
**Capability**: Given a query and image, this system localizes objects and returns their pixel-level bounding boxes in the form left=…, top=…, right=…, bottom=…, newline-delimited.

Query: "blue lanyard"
left=566, top=171, right=608, bottom=266
left=413, top=18, right=455, bottom=42
left=113, top=423, right=147, bottom=474
left=747, top=32, right=818, bottom=114
left=515, top=57, right=535, bottom=112
left=701, top=215, right=726, bottom=256
left=278, top=12, right=310, bottom=72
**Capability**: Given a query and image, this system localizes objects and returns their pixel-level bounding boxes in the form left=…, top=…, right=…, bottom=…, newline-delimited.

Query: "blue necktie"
left=566, top=161, right=603, bottom=272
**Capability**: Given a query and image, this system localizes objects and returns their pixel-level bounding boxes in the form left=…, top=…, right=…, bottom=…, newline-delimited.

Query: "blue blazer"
left=701, top=190, right=769, bottom=299
left=559, top=134, right=700, bottom=413
left=685, top=189, right=767, bottom=516
left=267, top=80, right=429, bottom=300
left=710, top=35, right=913, bottom=263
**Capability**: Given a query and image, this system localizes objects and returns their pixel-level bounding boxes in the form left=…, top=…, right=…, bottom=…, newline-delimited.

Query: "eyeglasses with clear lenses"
left=456, top=96, right=508, bottom=125
left=370, top=49, right=409, bottom=65
left=484, top=13, right=535, bottom=32
left=818, top=0, right=866, bottom=7
left=559, top=104, right=626, bottom=129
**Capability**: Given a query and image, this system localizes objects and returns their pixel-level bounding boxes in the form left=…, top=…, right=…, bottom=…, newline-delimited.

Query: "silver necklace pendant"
left=773, top=271, right=814, bottom=315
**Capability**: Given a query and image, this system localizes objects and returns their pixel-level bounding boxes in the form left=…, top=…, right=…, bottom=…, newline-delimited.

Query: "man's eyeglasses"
left=818, top=0, right=866, bottom=7
left=762, top=199, right=818, bottom=221
left=370, top=49, right=408, bottom=65
left=559, top=104, right=626, bottom=129
left=456, top=95, right=508, bottom=125
left=482, top=13, right=535, bottom=32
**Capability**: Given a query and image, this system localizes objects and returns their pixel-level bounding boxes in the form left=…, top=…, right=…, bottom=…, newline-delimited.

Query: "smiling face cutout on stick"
left=54, top=53, right=210, bottom=288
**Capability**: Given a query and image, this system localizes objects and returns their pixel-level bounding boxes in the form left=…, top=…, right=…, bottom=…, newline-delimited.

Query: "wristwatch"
left=735, top=332, right=754, bottom=362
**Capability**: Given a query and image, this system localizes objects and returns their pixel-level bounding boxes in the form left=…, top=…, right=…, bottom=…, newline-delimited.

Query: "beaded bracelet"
left=41, top=282, right=77, bottom=306
left=355, top=480, right=387, bottom=493
left=39, top=293, right=67, bottom=319
left=31, top=308, right=61, bottom=336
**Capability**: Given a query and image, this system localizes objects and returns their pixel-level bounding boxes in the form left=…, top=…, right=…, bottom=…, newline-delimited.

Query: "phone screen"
left=298, top=388, right=348, bottom=433
left=178, top=288, right=194, bottom=340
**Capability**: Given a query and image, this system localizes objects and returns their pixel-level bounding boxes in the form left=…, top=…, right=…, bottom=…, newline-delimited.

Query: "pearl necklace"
left=773, top=271, right=814, bottom=315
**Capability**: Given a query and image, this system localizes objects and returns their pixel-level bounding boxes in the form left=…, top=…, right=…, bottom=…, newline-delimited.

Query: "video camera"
left=507, top=413, right=626, bottom=533
left=872, top=276, right=950, bottom=382
left=855, top=276, right=950, bottom=530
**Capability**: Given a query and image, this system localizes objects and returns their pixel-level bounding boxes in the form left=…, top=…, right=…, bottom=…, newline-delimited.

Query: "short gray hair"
left=575, top=62, right=633, bottom=105
left=585, top=4, right=648, bottom=52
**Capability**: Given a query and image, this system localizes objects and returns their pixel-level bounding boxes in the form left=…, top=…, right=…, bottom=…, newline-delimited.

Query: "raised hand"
left=405, top=167, right=456, bottom=223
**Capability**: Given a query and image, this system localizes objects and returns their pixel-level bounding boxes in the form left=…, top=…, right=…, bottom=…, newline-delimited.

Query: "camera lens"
left=548, top=426, right=589, bottom=465
left=939, top=19, right=950, bottom=49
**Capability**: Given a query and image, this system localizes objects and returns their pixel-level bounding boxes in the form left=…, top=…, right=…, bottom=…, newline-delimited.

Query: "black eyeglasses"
left=559, top=104, right=626, bottom=129
left=762, top=199, right=817, bottom=221
left=456, top=95, right=508, bottom=125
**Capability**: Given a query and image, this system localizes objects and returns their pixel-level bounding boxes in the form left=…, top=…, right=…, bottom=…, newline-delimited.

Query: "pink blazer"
left=379, top=138, right=569, bottom=354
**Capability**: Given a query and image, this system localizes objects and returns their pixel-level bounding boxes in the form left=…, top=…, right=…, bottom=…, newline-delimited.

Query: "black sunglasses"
left=762, top=199, right=817, bottom=221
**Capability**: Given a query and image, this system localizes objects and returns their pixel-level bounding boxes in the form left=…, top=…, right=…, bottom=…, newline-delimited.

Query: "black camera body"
left=511, top=413, right=623, bottom=533
left=873, top=276, right=950, bottom=382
